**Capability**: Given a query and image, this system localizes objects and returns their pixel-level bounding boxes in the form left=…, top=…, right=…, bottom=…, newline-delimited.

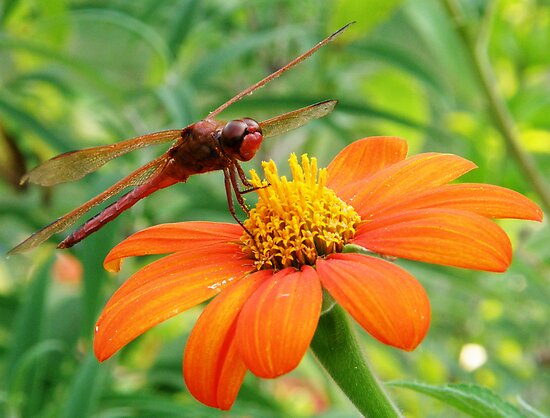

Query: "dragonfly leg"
left=228, top=164, right=250, bottom=214
left=235, top=161, right=269, bottom=194
left=223, top=166, right=254, bottom=238
left=235, top=162, right=253, bottom=188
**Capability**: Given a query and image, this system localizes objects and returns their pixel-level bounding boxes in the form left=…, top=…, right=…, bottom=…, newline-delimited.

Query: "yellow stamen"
left=242, top=154, right=361, bottom=270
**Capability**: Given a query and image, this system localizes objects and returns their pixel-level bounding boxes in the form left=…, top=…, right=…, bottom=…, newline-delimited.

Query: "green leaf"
left=69, top=8, right=172, bottom=80
left=517, top=397, right=548, bottom=418
left=389, top=381, right=527, bottom=418
left=99, top=392, right=283, bottom=417
left=7, top=340, right=65, bottom=417
left=329, top=0, right=404, bottom=33
left=3, top=257, right=57, bottom=417
left=60, top=352, right=107, bottom=418
left=0, top=36, right=115, bottom=93
left=166, top=0, right=201, bottom=58
left=4, top=257, right=53, bottom=385
left=350, top=40, right=447, bottom=93
left=0, top=0, right=20, bottom=23
left=188, top=26, right=300, bottom=86
left=0, top=95, right=73, bottom=151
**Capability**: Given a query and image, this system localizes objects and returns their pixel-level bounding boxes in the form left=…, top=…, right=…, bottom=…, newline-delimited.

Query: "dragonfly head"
left=220, top=118, right=263, bottom=162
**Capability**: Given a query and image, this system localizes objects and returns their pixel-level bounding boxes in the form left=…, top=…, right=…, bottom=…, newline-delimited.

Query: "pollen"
left=242, top=154, right=361, bottom=271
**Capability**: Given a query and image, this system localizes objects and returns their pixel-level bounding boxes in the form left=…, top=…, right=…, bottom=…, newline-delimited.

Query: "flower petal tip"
left=490, top=259, right=511, bottom=274
left=103, top=258, right=122, bottom=273
left=533, top=206, right=544, bottom=222
left=93, top=343, right=110, bottom=363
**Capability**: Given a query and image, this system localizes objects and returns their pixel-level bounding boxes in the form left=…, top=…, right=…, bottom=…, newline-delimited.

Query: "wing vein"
left=22, top=129, right=182, bottom=186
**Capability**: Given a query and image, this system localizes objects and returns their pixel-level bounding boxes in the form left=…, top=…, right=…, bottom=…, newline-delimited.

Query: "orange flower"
left=94, top=137, right=542, bottom=410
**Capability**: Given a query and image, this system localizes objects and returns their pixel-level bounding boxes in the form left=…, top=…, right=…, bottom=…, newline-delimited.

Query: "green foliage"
left=389, top=382, right=528, bottom=418
left=0, top=0, right=548, bottom=417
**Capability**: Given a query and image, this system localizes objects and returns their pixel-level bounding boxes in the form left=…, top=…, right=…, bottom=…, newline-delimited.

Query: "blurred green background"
left=1, top=0, right=548, bottom=417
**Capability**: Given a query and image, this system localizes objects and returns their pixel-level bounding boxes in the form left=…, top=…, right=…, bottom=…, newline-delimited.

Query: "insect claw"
left=239, top=182, right=270, bottom=195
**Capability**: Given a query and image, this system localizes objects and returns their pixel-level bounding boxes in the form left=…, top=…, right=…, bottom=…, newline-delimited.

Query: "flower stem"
left=442, top=0, right=550, bottom=213
left=310, top=302, right=403, bottom=418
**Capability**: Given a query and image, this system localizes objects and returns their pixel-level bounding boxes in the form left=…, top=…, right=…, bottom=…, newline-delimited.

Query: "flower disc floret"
left=242, top=154, right=361, bottom=270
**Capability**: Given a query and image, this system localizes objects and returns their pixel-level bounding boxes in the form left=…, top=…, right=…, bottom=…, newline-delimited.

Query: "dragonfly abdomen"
left=57, top=173, right=179, bottom=249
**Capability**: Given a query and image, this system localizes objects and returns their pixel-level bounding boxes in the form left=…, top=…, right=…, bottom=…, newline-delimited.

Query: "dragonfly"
left=8, top=22, right=353, bottom=255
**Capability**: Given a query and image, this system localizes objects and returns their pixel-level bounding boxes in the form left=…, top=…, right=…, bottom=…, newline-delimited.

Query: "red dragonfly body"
left=9, top=23, right=352, bottom=255
left=58, top=117, right=262, bottom=248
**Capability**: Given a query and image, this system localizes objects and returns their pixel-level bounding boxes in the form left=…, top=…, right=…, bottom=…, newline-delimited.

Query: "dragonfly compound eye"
left=221, top=118, right=263, bottom=161
left=221, top=120, right=248, bottom=146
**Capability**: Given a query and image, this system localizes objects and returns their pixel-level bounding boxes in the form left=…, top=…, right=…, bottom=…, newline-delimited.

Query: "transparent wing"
left=260, top=100, right=337, bottom=138
left=21, top=129, right=182, bottom=186
left=8, top=155, right=170, bottom=255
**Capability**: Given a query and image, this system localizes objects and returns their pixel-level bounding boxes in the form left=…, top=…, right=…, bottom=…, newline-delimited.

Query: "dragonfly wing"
left=21, top=129, right=182, bottom=186
left=260, top=100, right=337, bottom=139
left=8, top=155, right=170, bottom=255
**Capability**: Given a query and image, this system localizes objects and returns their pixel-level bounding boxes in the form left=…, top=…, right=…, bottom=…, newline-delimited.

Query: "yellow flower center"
left=241, top=154, right=361, bottom=271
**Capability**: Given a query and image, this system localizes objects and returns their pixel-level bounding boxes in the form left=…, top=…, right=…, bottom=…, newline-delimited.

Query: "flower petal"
left=236, top=266, right=322, bottom=378
left=104, top=222, right=242, bottom=272
left=348, top=153, right=477, bottom=219
left=364, top=183, right=543, bottom=221
left=326, top=136, right=408, bottom=199
left=94, top=242, right=251, bottom=361
left=184, top=270, right=271, bottom=410
left=354, top=208, right=512, bottom=272
left=317, top=253, right=430, bottom=351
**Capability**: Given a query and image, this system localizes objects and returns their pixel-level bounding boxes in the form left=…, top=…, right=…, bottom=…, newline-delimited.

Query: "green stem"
left=443, top=0, right=550, bottom=214
left=310, top=302, right=402, bottom=418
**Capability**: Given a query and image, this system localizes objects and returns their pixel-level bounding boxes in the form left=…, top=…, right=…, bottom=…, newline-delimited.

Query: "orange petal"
left=104, top=222, right=242, bottom=272
left=354, top=208, right=512, bottom=272
left=184, top=270, right=272, bottom=410
left=236, top=266, right=322, bottom=378
left=326, top=136, right=408, bottom=200
left=317, top=253, right=430, bottom=351
left=348, top=153, right=477, bottom=218
left=365, top=183, right=544, bottom=221
left=94, top=242, right=252, bottom=361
